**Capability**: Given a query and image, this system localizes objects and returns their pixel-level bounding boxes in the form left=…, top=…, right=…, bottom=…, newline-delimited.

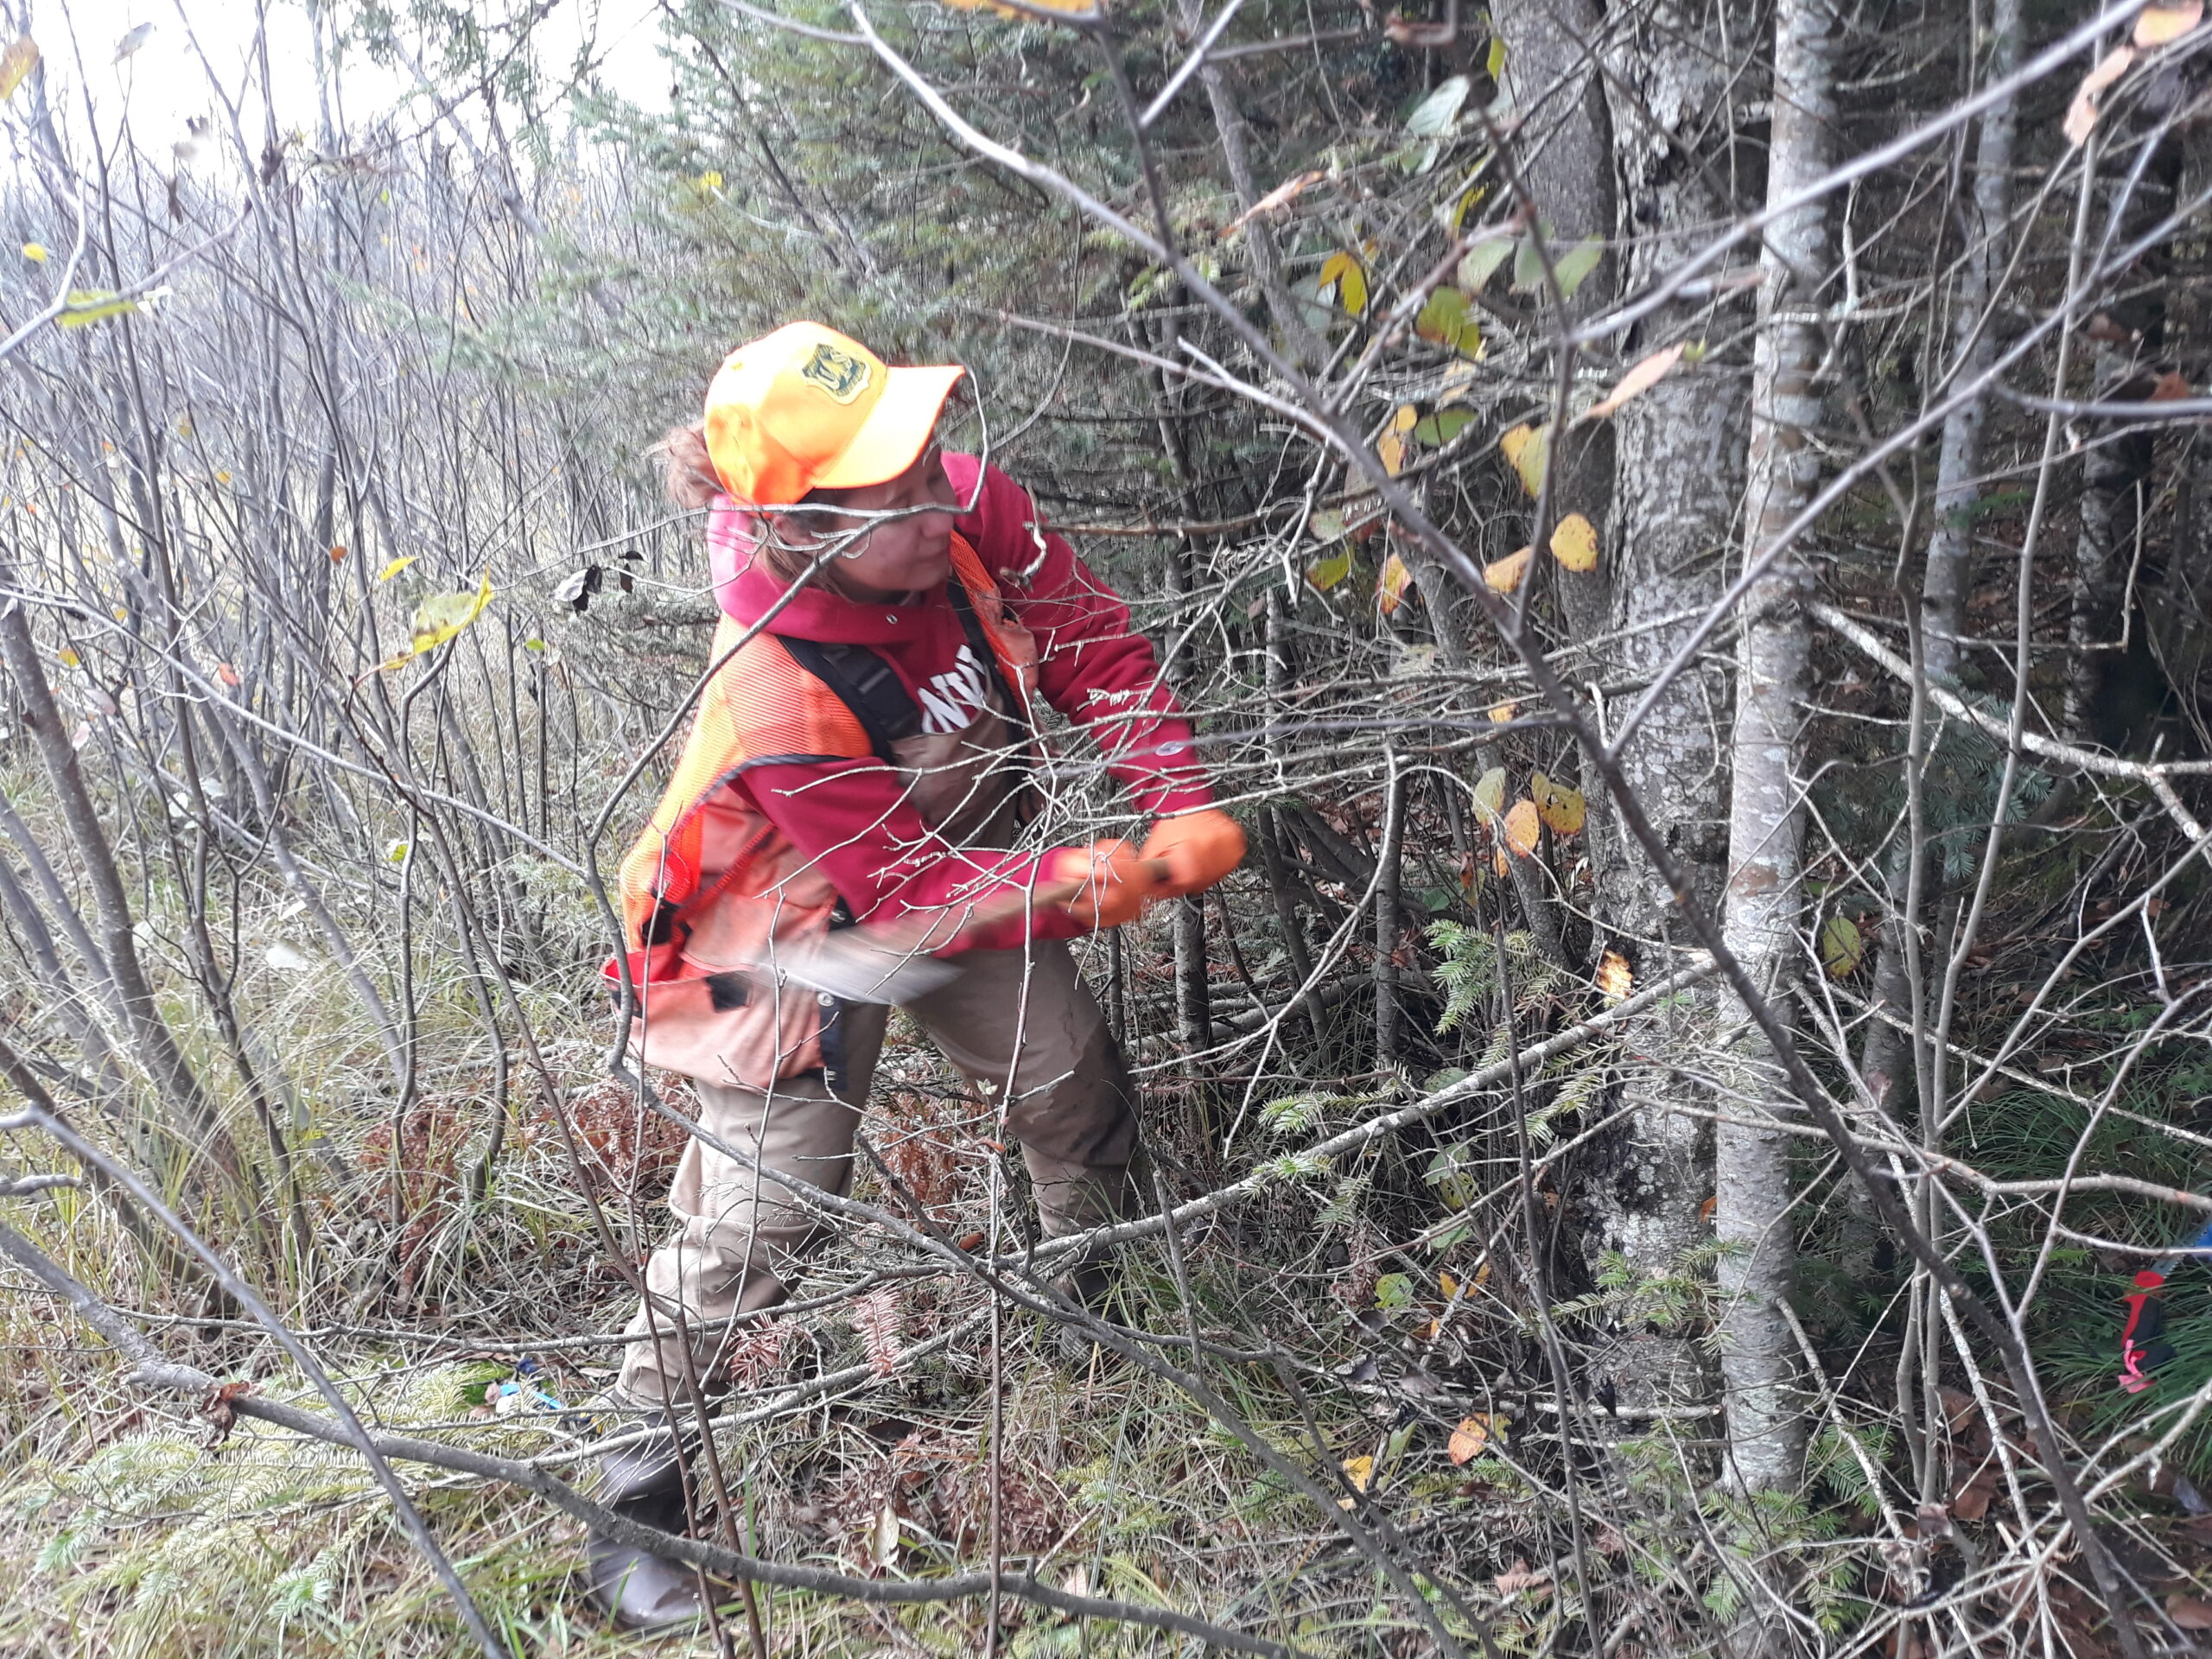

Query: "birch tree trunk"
left=1716, top=0, right=1835, bottom=1495
left=1575, top=0, right=1753, bottom=1418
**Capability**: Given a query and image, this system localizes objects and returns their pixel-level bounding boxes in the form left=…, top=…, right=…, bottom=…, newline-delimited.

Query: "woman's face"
left=775, top=443, right=959, bottom=601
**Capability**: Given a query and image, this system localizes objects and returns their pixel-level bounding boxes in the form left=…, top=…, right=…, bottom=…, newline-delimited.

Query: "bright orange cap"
left=702, top=321, right=965, bottom=510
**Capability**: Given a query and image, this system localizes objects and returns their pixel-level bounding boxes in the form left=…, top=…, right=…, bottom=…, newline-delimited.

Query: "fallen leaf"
left=1488, top=701, right=1517, bottom=723
left=1495, top=1559, right=1550, bottom=1596
left=377, top=555, right=416, bottom=582
left=1436, top=361, right=1480, bottom=404
left=1341, top=1453, right=1375, bottom=1492
left=0, top=35, right=37, bottom=101
left=1439, top=1271, right=1459, bottom=1298
left=1596, top=949, right=1632, bottom=1001
left=1377, top=553, right=1413, bottom=616
left=1448, top=1415, right=1491, bottom=1464
left=2150, top=370, right=2191, bottom=402
left=1548, top=512, right=1599, bottom=573
left=1486, top=35, right=1505, bottom=78
left=1503, top=798, right=1541, bottom=856
left=2135, top=3, right=2202, bottom=48
left=329, top=543, right=347, bottom=562
left=1225, top=169, right=1323, bottom=234
left=1492, top=845, right=1509, bottom=878
left=1531, top=772, right=1586, bottom=835
left=199, top=1378, right=254, bottom=1445
left=1306, top=548, right=1353, bottom=592
left=1377, top=433, right=1407, bottom=477
left=1499, top=423, right=1548, bottom=497
left=871, top=1503, right=900, bottom=1567
left=1308, top=507, right=1347, bottom=542
left=214, top=662, right=240, bottom=688
left=1699, top=1195, right=1717, bottom=1225
left=1392, top=403, right=1419, bottom=435
left=2064, top=47, right=2135, bottom=147
left=1950, top=1468, right=1998, bottom=1523
left=20, top=240, right=47, bottom=264
left=1484, top=545, right=1533, bottom=593
left=54, top=646, right=78, bottom=668
left=1583, top=341, right=1687, bottom=422
left=1821, top=912, right=1865, bottom=977
left=2166, top=1594, right=2212, bottom=1631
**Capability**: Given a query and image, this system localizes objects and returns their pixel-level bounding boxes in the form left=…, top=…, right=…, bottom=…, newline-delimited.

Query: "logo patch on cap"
left=798, top=342, right=872, bottom=404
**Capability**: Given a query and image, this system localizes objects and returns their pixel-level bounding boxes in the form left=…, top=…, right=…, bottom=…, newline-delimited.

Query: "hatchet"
left=709, top=860, right=1171, bottom=1007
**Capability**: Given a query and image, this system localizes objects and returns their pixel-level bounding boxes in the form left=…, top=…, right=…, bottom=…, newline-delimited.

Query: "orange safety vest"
left=607, top=534, right=1038, bottom=1090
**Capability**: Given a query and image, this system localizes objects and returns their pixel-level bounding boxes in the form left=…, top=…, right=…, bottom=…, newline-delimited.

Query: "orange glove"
left=1043, top=839, right=1169, bottom=931
left=1140, top=809, right=1246, bottom=899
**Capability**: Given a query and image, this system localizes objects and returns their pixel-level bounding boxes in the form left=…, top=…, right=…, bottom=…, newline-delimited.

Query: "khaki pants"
left=617, top=939, right=1138, bottom=1405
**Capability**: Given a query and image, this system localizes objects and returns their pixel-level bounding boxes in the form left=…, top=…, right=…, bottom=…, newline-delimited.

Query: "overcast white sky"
left=32, top=0, right=670, bottom=156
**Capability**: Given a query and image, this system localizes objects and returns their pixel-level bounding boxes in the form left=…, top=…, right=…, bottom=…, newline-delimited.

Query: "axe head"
left=773, top=931, right=958, bottom=1006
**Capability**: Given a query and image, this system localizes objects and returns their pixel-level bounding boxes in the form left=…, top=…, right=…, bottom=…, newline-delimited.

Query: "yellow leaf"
left=2064, top=47, right=2135, bottom=147
left=1595, top=949, right=1632, bottom=1002
left=1499, top=423, right=1548, bottom=497
left=1488, top=701, right=1517, bottom=724
left=0, top=35, right=36, bottom=101
left=1485, top=35, right=1505, bottom=78
left=21, top=241, right=47, bottom=264
left=1305, top=547, right=1353, bottom=592
left=1319, top=250, right=1368, bottom=315
left=2135, top=2, right=2202, bottom=47
left=55, top=646, right=79, bottom=668
left=1439, top=1270, right=1460, bottom=1299
left=1449, top=1414, right=1492, bottom=1465
left=377, top=555, right=417, bottom=582
left=1377, top=552, right=1413, bottom=616
left=1341, top=1454, right=1374, bottom=1492
left=213, top=470, right=231, bottom=485
left=1377, top=433, right=1407, bottom=477
left=1471, top=766, right=1506, bottom=823
left=380, top=572, right=497, bottom=671
left=55, top=289, right=141, bottom=328
left=1530, top=772, right=1586, bottom=836
left=1582, top=341, right=1687, bottom=422
left=1821, top=913, right=1865, bottom=977
left=1392, top=403, right=1419, bottom=435
left=1503, top=798, right=1541, bottom=856
left=696, top=169, right=723, bottom=192
left=1548, top=512, right=1599, bottom=573
left=1484, top=545, right=1532, bottom=593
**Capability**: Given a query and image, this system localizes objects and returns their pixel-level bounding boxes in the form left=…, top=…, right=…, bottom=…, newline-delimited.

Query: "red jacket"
left=706, top=454, right=1211, bottom=945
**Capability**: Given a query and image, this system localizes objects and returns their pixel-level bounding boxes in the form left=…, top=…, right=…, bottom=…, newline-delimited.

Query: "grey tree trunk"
left=1716, top=0, right=1835, bottom=1495
left=1495, top=0, right=1617, bottom=651
left=1575, top=0, right=1754, bottom=1416
left=1856, top=0, right=2023, bottom=1222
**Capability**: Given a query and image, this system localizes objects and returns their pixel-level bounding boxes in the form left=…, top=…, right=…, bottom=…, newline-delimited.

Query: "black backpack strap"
left=778, top=638, right=922, bottom=765
left=944, top=578, right=1031, bottom=743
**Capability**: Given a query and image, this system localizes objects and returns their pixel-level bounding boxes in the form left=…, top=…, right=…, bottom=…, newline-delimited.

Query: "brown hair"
left=656, top=423, right=723, bottom=512
left=658, top=420, right=866, bottom=585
